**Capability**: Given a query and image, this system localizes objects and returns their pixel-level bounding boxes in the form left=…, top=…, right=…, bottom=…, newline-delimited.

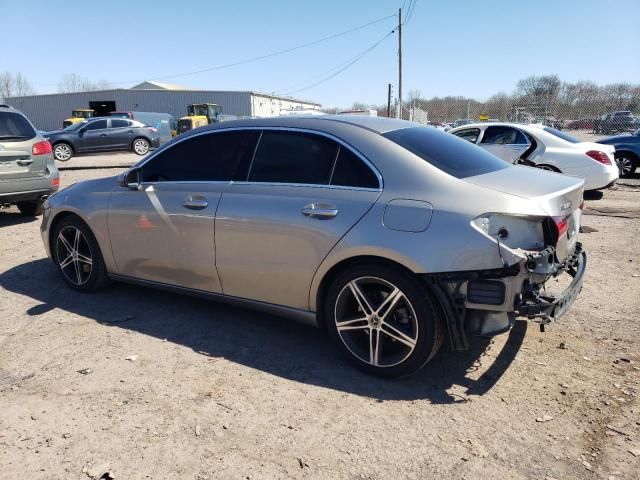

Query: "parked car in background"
left=597, top=128, right=640, bottom=177
left=109, top=111, right=178, bottom=143
left=449, top=122, right=619, bottom=190
left=593, top=111, right=637, bottom=135
left=565, top=118, right=595, bottom=130
left=453, top=118, right=472, bottom=128
left=0, top=105, right=59, bottom=216
left=44, top=117, right=161, bottom=161
left=41, top=116, right=587, bottom=377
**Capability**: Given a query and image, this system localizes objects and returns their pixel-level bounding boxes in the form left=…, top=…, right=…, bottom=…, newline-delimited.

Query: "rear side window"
left=331, top=147, right=379, bottom=188
left=0, top=112, right=36, bottom=141
left=383, top=127, right=509, bottom=179
left=249, top=131, right=337, bottom=184
left=141, top=131, right=257, bottom=182
left=481, top=126, right=528, bottom=145
left=111, top=119, right=129, bottom=128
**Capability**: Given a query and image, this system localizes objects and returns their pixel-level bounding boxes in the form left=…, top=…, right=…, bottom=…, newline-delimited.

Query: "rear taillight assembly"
left=552, top=216, right=569, bottom=238
left=32, top=140, right=52, bottom=156
left=586, top=150, right=611, bottom=165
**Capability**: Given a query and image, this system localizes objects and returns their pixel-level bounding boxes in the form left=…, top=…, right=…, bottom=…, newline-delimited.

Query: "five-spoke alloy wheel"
left=52, top=216, right=110, bottom=292
left=325, top=264, right=442, bottom=377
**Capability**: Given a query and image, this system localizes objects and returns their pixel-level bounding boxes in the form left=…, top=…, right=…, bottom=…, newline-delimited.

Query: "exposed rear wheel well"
left=315, top=255, right=421, bottom=330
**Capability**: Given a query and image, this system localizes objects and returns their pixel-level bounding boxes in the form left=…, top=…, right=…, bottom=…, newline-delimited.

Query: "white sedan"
left=449, top=123, right=619, bottom=190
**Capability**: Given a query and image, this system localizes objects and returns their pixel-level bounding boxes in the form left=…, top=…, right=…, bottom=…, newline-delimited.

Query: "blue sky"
left=3, top=0, right=639, bottom=106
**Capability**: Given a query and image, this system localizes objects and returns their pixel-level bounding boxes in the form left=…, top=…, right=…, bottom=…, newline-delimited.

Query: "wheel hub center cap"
left=369, top=315, right=381, bottom=328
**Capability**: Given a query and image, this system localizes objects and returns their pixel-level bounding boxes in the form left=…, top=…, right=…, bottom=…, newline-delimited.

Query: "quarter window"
left=85, top=120, right=108, bottom=131
left=453, top=128, right=480, bottom=144
left=331, top=147, right=379, bottom=189
left=141, top=131, right=256, bottom=182
left=481, top=126, right=528, bottom=145
left=248, top=131, right=337, bottom=185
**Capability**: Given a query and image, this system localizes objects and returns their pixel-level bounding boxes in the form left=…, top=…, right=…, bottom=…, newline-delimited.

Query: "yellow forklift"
left=177, top=103, right=222, bottom=134
left=62, top=109, right=95, bottom=128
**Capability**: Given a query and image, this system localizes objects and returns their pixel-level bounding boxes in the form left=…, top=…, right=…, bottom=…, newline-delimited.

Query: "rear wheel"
left=52, top=216, right=110, bottom=292
left=132, top=138, right=150, bottom=155
left=17, top=200, right=43, bottom=217
left=53, top=143, right=73, bottom=161
left=615, top=153, right=637, bottom=178
left=324, top=264, right=443, bottom=378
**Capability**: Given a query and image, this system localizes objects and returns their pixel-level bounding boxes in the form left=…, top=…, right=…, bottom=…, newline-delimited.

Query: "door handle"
left=182, top=195, right=208, bottom=210
left=100, top=133, right=107, bottom=137
left=17, top=158, right=33, bottom=166
left=301, top=203, right=338, bottom=218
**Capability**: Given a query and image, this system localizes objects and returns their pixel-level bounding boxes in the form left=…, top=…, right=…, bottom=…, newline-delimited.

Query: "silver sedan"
left=41, top=116, right=587, bottom=377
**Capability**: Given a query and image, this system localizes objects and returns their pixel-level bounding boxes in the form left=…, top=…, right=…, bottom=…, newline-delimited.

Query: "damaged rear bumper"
left=422, top=242, right=587, bottom=350
left=515, top=244, right=586, bottom=322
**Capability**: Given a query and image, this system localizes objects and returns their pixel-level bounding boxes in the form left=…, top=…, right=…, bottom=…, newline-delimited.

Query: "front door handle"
left=301, top=203, right=338, bottom=218
left=182, top=195, right=208, bottom=210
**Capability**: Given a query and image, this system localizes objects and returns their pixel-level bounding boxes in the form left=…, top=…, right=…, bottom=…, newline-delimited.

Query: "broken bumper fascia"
left=515, top=243, right=587, bottom=323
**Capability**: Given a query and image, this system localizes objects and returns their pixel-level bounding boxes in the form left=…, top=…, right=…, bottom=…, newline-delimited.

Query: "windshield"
left=383, top=127, right=510, bottom=179
left=543, top=127, right=580, bottom=144
left=64, top=121, right=86, bottom=131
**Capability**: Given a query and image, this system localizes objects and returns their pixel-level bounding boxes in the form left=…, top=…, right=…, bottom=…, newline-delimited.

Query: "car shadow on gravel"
left=0, top=211, right=38, bottom=227
left=1, top=259, right=526, bottom=404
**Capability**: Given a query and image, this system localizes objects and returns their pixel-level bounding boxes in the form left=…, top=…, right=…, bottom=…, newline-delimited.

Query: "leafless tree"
left=0, top=71, right=35, bottom=100
left=58, top=73, right=112, bottom=93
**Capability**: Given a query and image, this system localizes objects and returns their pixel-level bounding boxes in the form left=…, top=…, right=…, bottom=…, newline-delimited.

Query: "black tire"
left=53, top=142, right=73, bottom=161
left=52, top=215, right=111, bottom=292
left=17, top=200, right=43, bottom=217
left=615, top=152, right=637, bottom=178
left=324, top=263, right=443, bottom=378
left=132, top=137, right=150, bottom=156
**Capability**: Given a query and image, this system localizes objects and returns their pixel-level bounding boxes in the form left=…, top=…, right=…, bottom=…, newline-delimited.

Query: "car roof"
left=191, top=115, right=421, bottom=136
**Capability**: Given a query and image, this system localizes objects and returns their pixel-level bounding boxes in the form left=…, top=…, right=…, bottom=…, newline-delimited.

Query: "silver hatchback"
left=0, top=105, right=59, bottom=216
left=41, top=116, right=587, bottom=377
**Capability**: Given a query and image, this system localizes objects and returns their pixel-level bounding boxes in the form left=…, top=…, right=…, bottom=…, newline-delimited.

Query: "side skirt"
left=108, top=274, right=319, bottom=328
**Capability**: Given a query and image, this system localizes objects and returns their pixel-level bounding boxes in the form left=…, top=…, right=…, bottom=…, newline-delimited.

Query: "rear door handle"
left=301, top=203, right=338, bottom=218
left=182, top=195, right=208, bottom=210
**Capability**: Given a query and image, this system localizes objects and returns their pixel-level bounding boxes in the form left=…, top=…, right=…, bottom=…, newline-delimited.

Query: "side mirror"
left=119, top=168, right=141, bottom=189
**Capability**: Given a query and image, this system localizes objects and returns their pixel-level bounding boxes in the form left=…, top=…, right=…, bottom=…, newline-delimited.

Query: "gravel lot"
left=1, top=156, right=639, bottom=480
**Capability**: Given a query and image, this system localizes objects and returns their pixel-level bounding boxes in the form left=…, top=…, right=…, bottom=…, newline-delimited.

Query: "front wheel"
left=53, top=143, right=73, bottom=161
left=132, top=138, right=150, bottom=155
left=52, top=216, right=110, bottom=292
left=615, top=153, right=637, bottom=178
left=324, top=264, right=443, bottom=378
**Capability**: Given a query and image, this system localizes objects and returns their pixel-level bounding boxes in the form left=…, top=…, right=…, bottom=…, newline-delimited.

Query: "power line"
left=276, top=29, right=396, bottom=96
left=33, top=14, right=396, bottom=87
left=404, top=0, right=418, bottom=24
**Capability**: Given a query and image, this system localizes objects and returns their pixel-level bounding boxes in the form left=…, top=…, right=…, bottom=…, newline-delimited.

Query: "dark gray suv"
left=0, top=105, right=59, bottom=216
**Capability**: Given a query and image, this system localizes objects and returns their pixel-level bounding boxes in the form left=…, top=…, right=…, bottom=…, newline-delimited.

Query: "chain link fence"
left=359, top=80, right=640, bottom=142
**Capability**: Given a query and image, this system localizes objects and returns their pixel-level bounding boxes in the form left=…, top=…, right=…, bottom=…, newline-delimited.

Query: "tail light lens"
left=51, top=177, right=60, bottom=187
left=552, top=216, right=569, bottom=238
left=586, top=150, right=611, bottom=165
left=32, top=140, right=52, bottom=156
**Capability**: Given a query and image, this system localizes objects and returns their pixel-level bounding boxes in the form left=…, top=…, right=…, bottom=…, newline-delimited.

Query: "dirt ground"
left=1, top=158, right=639, bottom=480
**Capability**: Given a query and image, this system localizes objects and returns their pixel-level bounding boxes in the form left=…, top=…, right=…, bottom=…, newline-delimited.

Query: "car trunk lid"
left=466, top=165, right=584, bottom=261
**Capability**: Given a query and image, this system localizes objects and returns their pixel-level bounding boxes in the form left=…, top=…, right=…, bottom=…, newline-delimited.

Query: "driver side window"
left=85, top=120, right=107, bottom=131
left=141, top=130, right=257, bottom=183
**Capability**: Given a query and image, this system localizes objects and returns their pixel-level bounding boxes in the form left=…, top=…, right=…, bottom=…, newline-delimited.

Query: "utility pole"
left=397, top=7, right=402, bottom=119
left=387, top=83, right=392, bottom=117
